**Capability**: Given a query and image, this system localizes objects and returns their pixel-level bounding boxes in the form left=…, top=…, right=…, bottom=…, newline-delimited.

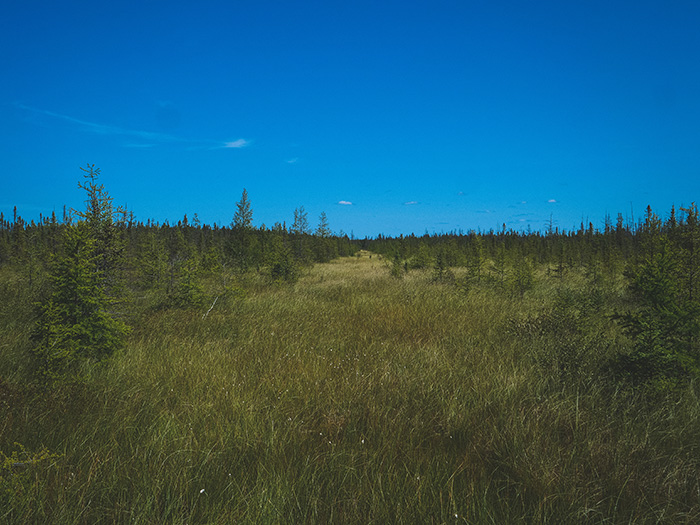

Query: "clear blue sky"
left=2, top=0, right=699, bottom=237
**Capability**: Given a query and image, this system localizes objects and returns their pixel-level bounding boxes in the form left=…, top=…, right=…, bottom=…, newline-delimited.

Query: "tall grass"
left=2, top=254, right=700, bottom=523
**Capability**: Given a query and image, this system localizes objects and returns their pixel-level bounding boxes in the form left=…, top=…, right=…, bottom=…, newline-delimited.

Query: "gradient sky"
left=2, top=0, right=699, bottom=237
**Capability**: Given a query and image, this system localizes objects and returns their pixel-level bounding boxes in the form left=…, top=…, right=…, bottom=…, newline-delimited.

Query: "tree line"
left=0, top=166, right=357, bottom=382
left=1, top=165, right=698, bottom=388
left=360, top=204, right=700, bottom=387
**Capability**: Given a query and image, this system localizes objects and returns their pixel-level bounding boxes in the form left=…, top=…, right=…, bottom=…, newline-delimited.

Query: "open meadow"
left=4, top=1, right=700, bottom=521
left=2, top=251, right=700, bottom=523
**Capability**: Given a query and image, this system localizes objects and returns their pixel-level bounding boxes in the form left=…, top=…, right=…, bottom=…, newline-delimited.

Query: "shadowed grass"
left=2, top=254, right=700, bottom=523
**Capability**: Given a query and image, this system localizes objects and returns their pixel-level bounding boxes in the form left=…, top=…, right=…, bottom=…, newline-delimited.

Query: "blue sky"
left=2, top=0, right=699, bottom=237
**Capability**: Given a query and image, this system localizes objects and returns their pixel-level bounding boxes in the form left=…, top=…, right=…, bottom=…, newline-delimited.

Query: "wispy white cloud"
left=548, top=199, right=557, bottom=203
left=338, top=200, right=353, bottom=205
left=285, top=157, right=299, bottom=164
left=18, top=103, right=185, bottom=142
left=16, top=103, right=247, bottom=150
left=404, top=201, right=419, bottom=205
left=223, top=139, right=249, bottom=148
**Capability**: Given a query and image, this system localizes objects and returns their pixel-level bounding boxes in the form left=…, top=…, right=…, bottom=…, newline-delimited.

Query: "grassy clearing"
left=2, top=253, right=700, bottom=523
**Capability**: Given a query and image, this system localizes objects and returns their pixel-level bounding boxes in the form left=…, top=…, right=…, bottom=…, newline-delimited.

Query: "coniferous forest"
left=2, top=166, right=700, bottom=523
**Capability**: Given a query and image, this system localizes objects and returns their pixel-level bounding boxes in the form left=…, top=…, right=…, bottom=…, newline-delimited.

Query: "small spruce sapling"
left=614, top=206, right=700, bottom=386
left=230, top=189, right=254, bottom=271
left=31, top=165, right=130, bottom=383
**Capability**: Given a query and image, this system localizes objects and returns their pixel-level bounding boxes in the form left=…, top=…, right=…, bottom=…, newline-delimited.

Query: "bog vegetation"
left=1, top=166, right=699, bottom=523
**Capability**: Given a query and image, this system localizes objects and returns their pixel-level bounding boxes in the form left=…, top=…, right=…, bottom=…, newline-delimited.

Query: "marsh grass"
left=2, top=254, right=700, bottom=523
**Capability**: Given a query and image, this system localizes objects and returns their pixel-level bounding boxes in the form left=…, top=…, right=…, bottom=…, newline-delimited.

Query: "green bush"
left=267, top=236, right=299, bottom=283
left=615, top=238, right=700, bottom=387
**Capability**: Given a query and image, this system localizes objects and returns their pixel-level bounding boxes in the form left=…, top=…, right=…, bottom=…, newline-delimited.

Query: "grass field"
left=2, top=252, right=700, bottom=523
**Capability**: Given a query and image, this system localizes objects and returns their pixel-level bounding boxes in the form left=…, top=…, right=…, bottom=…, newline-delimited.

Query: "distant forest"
left=3, top=171, right=697, bottom=281
left=1, top=166, right=699, bottom=386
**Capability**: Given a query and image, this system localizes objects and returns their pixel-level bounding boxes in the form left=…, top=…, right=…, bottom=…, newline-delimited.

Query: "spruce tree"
left=74, top=165, right=126, bottom=295
left=31, top=166, right=129, bottom=382
left=615, top=207, right=700, bottom=386
left=432, top=248, right=455, bottom=283
left=411, top=242, right=433, bottom=270
left=292, top=206, right=309, bottom=235
left=314, top=212, right=336, bottom=263
left=232, top=189, right=253, bottom=230
left=492, top=243, right=507, bottom=287
left=679, top=203, right=699, bottom=303
left=315, top=211, right=331, bottom=238
left=230, top=189, right=254, bottom=270
left=510, top=253, right=534, bottom=298
left=465, top=235, right=484, bottom=283
left=291, top=206, right=312, bottom=262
